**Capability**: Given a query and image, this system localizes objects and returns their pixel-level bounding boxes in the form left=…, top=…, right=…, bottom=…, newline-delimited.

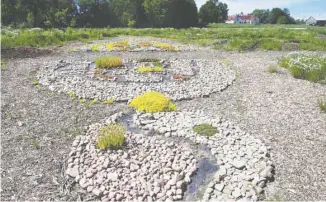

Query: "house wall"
left=306, top=17, right=317, bottom=25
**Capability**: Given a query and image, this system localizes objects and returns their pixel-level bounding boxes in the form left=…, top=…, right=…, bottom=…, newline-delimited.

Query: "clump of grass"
left=138, top=58, right=160, bottom=63
left=33, top=140, right=40, bottom=149
left=319, top=98, right=326, bottom=113
left=91, top=44, right=100, bottom=52
left=268, top=65, right=278, bottom=73
left=67, top=92, right=77, bottom=100
left=279, top=53, right=326, bottom=83
left=96, top=123, right=125, bottom=150
left=137, top=66, right=164, bottom=73
left=193, top=124, right=218, bottom=136
left=152, top=42, right=177, bottom=51
left=129, top=91, right=177, bottom=113
left=32, top=80, right=39, bottom=86
left=103, top=98, right=114, bottom=104
left=107, top=40, right=129, bottom=51
left=95, top=56, right=123, bottom=69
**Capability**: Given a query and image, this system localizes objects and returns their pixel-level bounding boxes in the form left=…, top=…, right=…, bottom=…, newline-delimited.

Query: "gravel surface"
left=1, top=37, right=326, bottom=201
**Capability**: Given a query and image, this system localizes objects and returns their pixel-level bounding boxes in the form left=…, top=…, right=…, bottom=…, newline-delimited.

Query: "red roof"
left=227, top=13, right=256, bottom=21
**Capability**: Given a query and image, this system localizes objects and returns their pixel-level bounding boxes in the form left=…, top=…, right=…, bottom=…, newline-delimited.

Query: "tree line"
left=251, top=8, right=296, bottom=24
left=1, top=0, right=229, bottom=28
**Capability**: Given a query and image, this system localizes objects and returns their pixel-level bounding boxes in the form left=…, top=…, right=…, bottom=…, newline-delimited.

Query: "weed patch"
left=193, top=124, right=218, bottom=136
left=279, top=53, right=326, bottom=83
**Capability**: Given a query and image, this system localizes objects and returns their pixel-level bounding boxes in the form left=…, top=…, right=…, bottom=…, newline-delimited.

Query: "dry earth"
left=1, top=38, right=326, bottom=201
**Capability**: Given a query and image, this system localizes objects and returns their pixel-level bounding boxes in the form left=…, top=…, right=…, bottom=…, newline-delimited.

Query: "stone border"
left=37, top=59, right=235, bottom=101
left=66, top=111, right=274, bottom=201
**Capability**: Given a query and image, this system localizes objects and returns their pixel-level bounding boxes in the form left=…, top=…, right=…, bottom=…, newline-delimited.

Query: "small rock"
left=214, top=183, right=225, bottom=192
left=107, top=173, right=118, bottom=181
left=231, top=160, right=246, bottom=170
left=232, top=187, right=242, bottom=198
left=66, top=166, right=78, bottom=178
left=92, top=188, right=102, bottom=197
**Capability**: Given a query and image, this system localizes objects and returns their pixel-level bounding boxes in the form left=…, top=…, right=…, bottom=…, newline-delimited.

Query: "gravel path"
left=179, top=51, right=326, bottom=200
left=1, top=40, right=326, bottom=201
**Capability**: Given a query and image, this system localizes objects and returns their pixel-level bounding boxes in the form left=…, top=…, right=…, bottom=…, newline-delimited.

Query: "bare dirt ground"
left=1, top=40, right=326, bottom=201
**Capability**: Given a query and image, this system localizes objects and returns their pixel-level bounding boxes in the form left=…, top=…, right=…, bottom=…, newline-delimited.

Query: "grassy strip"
left=2, top=27, right=326, bottom=51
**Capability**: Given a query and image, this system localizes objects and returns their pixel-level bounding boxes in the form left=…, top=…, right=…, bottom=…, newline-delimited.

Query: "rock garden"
left=42, top=42, right=276, bottom=201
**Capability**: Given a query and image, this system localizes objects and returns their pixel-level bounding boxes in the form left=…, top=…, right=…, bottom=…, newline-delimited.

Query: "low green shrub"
left=129, top=91, right=176, bottom=113
left=95, top=56, right=123, bottom=69
left=279, top=53, right=326, bottom=83
left=96, top=123, right=125, bottom=150
left=193, top=124, right=218, bottom=136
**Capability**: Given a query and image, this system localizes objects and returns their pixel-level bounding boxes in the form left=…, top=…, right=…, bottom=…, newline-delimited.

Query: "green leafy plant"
left=193, top=124, right=219, bottom=136
left=129, top=91, right=176, bottom=113
left=318, top=98, right=326, bottom=113
left=96, top=123, right=125, bottom=150
left=67, top=92, right=77, bottom=100
left=95, top=56, right=123, bottom=69
left=103, top=98, right=114, bottom=104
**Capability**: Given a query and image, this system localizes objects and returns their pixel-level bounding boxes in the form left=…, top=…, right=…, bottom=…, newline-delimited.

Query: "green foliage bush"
left=193, top=124, right=218, bottom=136
left=129, top=91, right=176, bottom=113
left=96, top=124, right=125, bottom=150
left=95, top=56, right=123, bottom=69
left=279, top=53, right=326, bottom=83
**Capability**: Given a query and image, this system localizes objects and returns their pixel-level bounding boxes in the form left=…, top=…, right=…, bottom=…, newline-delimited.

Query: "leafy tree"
left=277, top=16, right=288, bottom=24
left=143, top=0, right=198, bottom=28
left=199, top=0, right=228, bottom=25
left=252, top=9, right=270, bottom=23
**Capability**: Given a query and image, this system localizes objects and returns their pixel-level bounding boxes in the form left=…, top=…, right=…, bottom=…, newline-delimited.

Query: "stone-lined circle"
left=66, top=111, right=274, bottom=201
left=37, top=59, right=235, bottom=101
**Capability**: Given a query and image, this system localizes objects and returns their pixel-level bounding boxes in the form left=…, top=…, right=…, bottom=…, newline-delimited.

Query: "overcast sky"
left=195, top=0, right=326, bottom=20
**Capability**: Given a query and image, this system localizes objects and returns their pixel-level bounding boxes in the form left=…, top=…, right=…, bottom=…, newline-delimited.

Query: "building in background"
left=225, top=12, right=260, bottom=24
left=306, top=16, right=326, bottom=26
